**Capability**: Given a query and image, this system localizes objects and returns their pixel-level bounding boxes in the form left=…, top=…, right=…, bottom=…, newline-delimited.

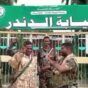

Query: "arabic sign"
left=0, top=5, right=88, bottom=30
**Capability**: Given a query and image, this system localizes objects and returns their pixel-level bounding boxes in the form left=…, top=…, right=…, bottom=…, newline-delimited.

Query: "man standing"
left=47, top=42, right=78, bottom=88
left=37, top=36, right=56, bottom=88
left=9, top=40, right=39, bottom=88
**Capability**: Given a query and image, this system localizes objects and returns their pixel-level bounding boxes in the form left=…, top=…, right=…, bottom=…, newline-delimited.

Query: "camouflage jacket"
left=51, top=53, right=78, bottom=88
left=37, top=47, right=56, bottom=78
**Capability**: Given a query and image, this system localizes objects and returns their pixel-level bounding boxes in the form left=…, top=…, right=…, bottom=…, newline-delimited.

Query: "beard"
left=62, top=52, right=67, bottom=57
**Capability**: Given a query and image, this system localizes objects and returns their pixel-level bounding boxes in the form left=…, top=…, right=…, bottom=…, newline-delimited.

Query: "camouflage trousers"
left=39, top=77, right=53, bottom=88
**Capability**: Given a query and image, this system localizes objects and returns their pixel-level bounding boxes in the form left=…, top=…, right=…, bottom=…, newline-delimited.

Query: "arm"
left=9, top=52, right=21, bottom=70
left=41, top=65, right=51, bottom=72
left=48, top=56, right=75, bottom=73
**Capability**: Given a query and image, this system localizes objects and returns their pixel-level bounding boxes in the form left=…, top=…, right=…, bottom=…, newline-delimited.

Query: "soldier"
left=37, top=36, right=57, bottom=88
left=9, top=41, right=39, bottom=88
left=47, top=42, right=78, bottom=88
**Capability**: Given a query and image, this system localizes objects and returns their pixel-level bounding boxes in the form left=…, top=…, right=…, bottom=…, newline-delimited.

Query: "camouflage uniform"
left=9, top=52, right=39, bottom=88
left=51, top=53, right=78, bottom=88
left=37, top=48, right=56, bottom=88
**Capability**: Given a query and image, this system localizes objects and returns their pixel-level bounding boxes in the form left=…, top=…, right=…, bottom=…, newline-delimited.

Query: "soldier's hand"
left=41, top=65, right=51, bottom=72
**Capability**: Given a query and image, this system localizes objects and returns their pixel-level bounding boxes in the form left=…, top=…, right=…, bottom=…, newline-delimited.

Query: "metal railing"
left=0, top=31, right=88, bottom=56
left=0, top=31, right=88, bottom=87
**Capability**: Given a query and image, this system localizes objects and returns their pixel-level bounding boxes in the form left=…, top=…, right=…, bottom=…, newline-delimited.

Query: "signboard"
left=0, top=5, right=88, bottom=30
